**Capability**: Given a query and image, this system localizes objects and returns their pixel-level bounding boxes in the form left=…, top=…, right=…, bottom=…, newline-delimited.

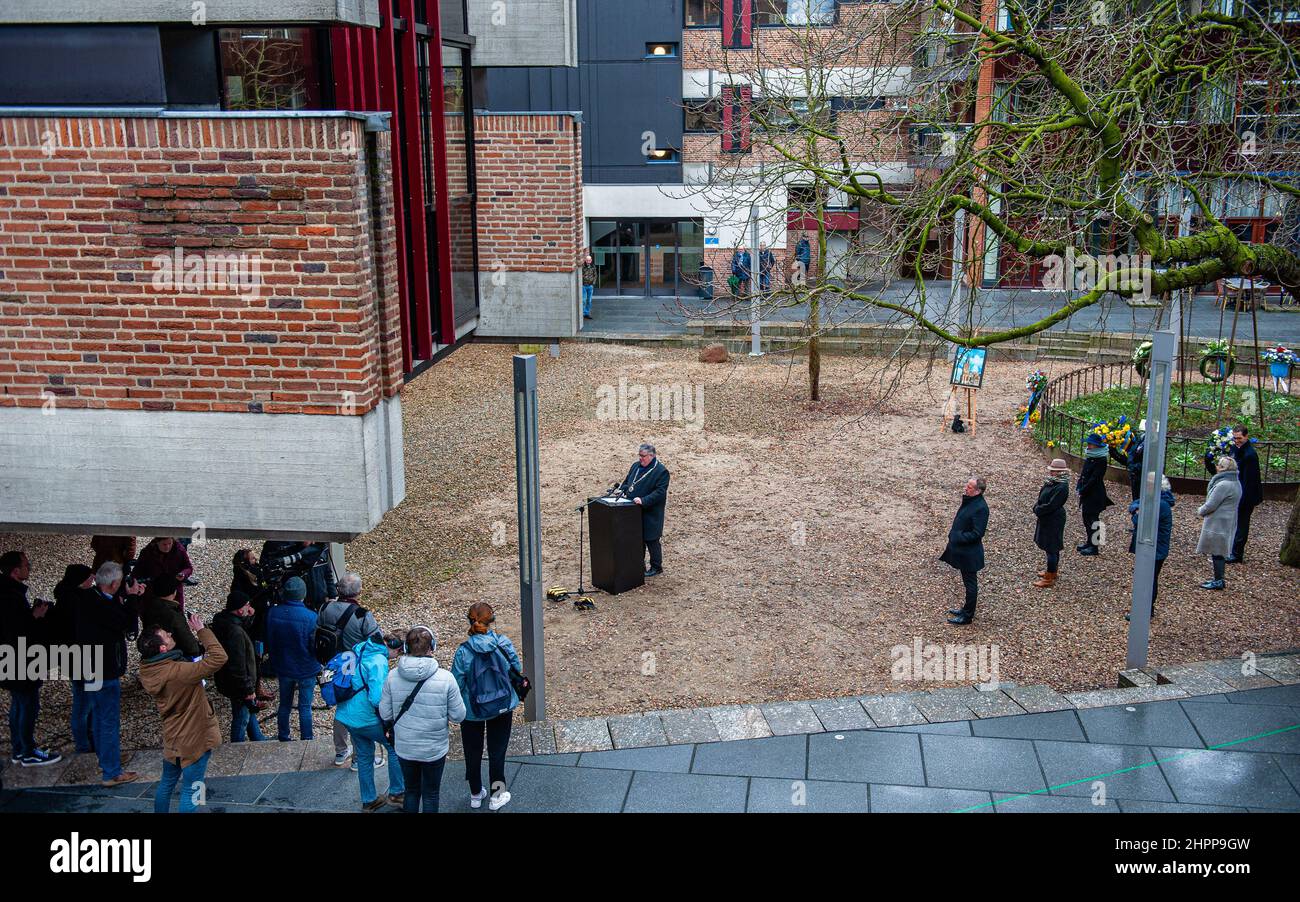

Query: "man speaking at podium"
left=618, top=443, right=671, bottom=577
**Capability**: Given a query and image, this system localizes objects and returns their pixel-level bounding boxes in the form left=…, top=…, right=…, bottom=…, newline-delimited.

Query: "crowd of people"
left=0, top=540, right=525, bottom=813
left=939, top=423, right=1265, bottom=624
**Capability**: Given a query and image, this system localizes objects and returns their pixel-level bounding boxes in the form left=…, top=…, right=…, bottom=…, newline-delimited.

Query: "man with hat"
left=211, top=591, right=267, bottom=742
left=264, top=576, right=320, bottom=741
left=1076, top=432, right=1114, bottom=556
left=1031, top=459, right=1071, bottom=588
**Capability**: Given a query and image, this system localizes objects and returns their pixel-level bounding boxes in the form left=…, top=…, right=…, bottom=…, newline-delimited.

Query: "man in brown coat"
left=138, top=611, right=228, bottom=813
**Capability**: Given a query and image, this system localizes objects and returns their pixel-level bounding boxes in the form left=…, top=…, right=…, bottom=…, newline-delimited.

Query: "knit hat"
left=225, top=589, right=252, bottom=612
left=282, top=576, right=307, bottom=603
left=1049, top=458, right=1069, bottom=472
left=151, top=574, right=180, bottom=599
left=1085, top=433, right=1106, bottom=447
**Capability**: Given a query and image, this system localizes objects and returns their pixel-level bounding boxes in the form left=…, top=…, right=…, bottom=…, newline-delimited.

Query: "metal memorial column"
left=513, top=355, right=544, bottom=720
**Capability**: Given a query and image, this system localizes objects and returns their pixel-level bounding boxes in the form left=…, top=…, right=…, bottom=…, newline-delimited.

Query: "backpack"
left=313, top=602, right=359, bottom=664
left=318, top=649, right=365, bottom=708
left=466, top=645, right=513, bottom=719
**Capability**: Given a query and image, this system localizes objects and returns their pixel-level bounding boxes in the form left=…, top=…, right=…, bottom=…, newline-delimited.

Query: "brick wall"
left=0, top=114, right=403, bottom=416
left=449, top=113, right=584, bottom=275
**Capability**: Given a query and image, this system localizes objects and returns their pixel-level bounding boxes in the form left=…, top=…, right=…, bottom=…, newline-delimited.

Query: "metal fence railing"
left=1034, top=362, right=1300, bottom=485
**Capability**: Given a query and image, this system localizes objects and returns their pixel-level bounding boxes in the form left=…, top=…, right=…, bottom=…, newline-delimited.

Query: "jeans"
left=462, top=712, right=512, bottom=796
left=1212, top=555, right=1226, bottom=582
left=231, top=699, right=267, bottom=743
left=959, top=570, right=979, bottom=616
left=349, top=724, right=402, bottom=804
left=582, top=284, right=594, bottom=316
left=155, top=750, right=211, bottom=813
left=70, top=680, right=94, bottom=753
left=1232, top=501, right=1257, bottom=559
left=398, top=756, right=446, bottom=813
left=6, top=683, right=40, bottom=759
left=277, top=676, right=315, bottom=741
left=87, top=678, right=122, bottom=781
left=1044, top=550, right=1060, bottom=574
left=645, top=539, right=662, bottom=570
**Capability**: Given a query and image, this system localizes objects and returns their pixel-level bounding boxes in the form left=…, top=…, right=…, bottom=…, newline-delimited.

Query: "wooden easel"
left=941, top=386, right=978, bottom=435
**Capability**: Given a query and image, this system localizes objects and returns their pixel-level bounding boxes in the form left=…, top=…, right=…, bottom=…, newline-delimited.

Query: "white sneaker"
left=334, top=745, right=352, bottom=767
left=469, top=788, right=488, bottom=809
left=488, top=790, right=512, bottom=811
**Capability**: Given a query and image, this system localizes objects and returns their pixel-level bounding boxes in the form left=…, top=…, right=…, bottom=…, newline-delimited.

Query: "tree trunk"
left=809, top=294, right=821, bottom=401
left=1282, top=486, right=1300, bottom=568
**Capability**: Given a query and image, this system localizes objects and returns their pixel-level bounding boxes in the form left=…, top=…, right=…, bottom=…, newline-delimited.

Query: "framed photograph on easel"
left=950, top=347, right=987, bottom=389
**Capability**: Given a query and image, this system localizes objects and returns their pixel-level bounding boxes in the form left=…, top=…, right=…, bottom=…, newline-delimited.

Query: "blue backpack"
left=467, top=646, right=513, bottom=719
left=318, top=650, right=365, bottom=708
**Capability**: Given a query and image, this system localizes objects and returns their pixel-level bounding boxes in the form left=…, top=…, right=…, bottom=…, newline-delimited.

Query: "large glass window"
left=686, top=0, right=723, bottom=26
left=218, top=28, right=326, bottom=110
left=684, top=98, right=723, bottom=133
left=443, top=43, right=479, bottom=327
left=756, top=0, right=837, bottom=26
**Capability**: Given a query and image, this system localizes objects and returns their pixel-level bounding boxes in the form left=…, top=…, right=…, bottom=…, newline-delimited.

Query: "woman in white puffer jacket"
left=379, top=626, right=465, bottom=813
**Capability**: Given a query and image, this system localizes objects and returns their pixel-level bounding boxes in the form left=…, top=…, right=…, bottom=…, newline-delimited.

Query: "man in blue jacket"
left=264, top=577, right=320, bottom=741
left=619, top=443, right=671, bottom=577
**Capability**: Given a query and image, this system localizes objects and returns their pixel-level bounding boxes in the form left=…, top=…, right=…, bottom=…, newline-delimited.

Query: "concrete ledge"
left=0, top=0, right=381, bottom=26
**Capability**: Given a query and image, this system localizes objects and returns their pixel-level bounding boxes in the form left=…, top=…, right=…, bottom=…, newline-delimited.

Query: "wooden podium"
left=588, top=497, right=644, bottom=594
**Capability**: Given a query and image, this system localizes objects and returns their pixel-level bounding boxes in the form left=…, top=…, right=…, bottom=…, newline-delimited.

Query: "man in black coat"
left=1203, top=424, right=1264, bottom=563
left=618, top=443, right=671, bottom=577
left=0, top=550, right=60, bottom=767
left=76, top=562, right=144, bottom=786
left=940, top=477, right=989, bottom=625
left=211, top=592, right=267, bottom=743
left=1077, top=433, right=1114, bottom=556
left=1032, top=459, right=1071, bottom=588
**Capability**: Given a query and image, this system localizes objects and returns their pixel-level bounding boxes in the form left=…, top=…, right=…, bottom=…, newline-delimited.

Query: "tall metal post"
left=749, top=204, right=763, bottom=357
left=512, top=354, right=544, bottom=720
left=1126, top=329, right=1175, bottom=669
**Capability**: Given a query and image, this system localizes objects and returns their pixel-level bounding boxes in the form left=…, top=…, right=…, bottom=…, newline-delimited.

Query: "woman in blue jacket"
left=451, top=602, right=522, bottom=811
left=337, top=631, right=405, bottom=811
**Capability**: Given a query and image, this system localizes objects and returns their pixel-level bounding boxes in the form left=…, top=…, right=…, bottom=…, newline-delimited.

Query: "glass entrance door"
left=646, top=220, right=676, bottom=296
left=588, top=218, right=702, bottom=297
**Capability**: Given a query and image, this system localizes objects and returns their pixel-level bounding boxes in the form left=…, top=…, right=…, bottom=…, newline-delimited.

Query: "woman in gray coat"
left=1197, top=456, right=1242, bottom=591
left=379, top=626, right=466, bottom=813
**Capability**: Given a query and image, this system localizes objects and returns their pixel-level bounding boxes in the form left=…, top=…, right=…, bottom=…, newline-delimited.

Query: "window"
left=684, top=98, right=723, bottom=133
left=646, top=42, right=679, bottom=58
left=721, top=85, right=753, bottom=152
left=646, top=147, right=681, bottom=164
left=756, top=97, right=832, bottom=132
left=686, top=0, right=723, bottom=26
left=756, top=0, right=837, bottom=25
left=218, top=28, right=326, bottom=111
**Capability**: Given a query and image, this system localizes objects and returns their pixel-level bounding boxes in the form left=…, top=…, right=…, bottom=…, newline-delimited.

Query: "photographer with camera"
left=260, top=540, right=337, bottom=612
left=230, top=549, right=276, bottom=704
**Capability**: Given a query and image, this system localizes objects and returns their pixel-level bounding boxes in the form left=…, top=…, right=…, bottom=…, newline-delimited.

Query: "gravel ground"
left=2, top=342, right=1298, bottom=757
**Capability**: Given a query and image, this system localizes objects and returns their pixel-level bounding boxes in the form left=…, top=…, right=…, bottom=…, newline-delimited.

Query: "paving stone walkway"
left=3, top=654, right=1297, bottom=813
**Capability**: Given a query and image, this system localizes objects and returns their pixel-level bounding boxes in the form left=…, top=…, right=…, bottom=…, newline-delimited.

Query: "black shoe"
left=1077, top=546, right=1099, bottom=556
left=947, top=608, right=964, bottom=616
left=1225, top=555, right=1241, bottom=564
left=583, top=314, right=593, bottom=320
left=645, top=566, right=662, bottom=577
left=947, top=614, right=973, bottom=625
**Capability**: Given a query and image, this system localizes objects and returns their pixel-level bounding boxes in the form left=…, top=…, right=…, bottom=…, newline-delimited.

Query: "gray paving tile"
left=691, top=734, right=806, bottom=779
left=576, top=744, right=694, bottom=774
left=1076, top=699, right=1206, bottom=749
left=913, top=688, right=977, bottom=723
left=1066, top=685, right=1189, bottom=709
left=1149, top=664, right=1237, bottom=697
left=1179, top=701, right=1300, bottom=755
left=707, top=705, right=772, bottom=741
left=1032, top=739, right=1175, bottom=802
left=869, top=783, right=993, bottom=813
left=436, top=761, right=522, bottom=812
left=1116, top=799, right=1248, bottom=813
left=657, top=708, right=721, bottom=745
left=994, top=792, right=1120, bottom=813
left=860, top=693, right=927, bottom=727
left=1153, top=746, right=1300, bottom=810
left=1005, top=684, right=1075, bottom=713
left=971, top=710, right=1087, bottom=742
left=505, top=752, right=579, bottom=767
left=193, top=773, right=280, bottom=809
left=622, top=771, right=748, bottom=813
left=506, top=726, right=533, bottom=757
left=879, top=720, right=972, bottom=735
left=503, top=763, right=632, bottom=814
left=1272, top=753, right=1300, bottom=792
left=554, top=718, right=613, bottom=753
left=963, top=689, right=1028, bottom=719
left=1202, top=660, right=1281, bottom=690
left=528, top=721, right=558, bottom=756
left=746, top=777, right=871, bottom=813
left=808, top=730, right=925, bottom=785
left=1225, top=685, right=1300, bottom=707
left=809, top=698, right=875, bottom=731
left=607, top=714, right=668, bottom=749
left=1254, top=654, right=1300, bottom=685
left=760, top=701, right=824, bottom=735
left=255, top=768, right=358, bottom=811
left=921, top=734, right=1047, bottom=794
